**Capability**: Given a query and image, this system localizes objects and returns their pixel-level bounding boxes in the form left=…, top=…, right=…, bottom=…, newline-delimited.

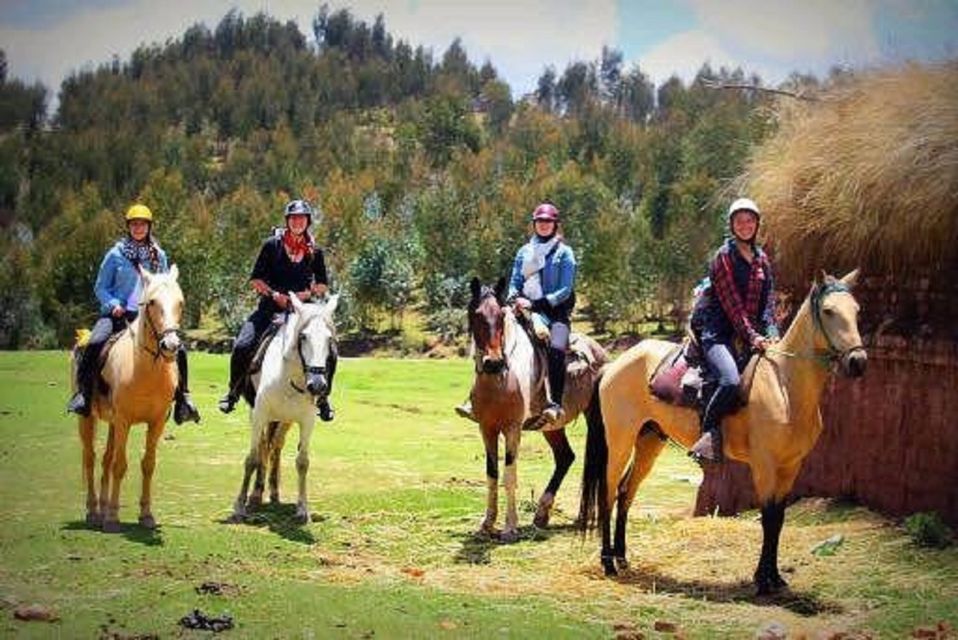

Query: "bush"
left=904, top=512, right=954, bottom=549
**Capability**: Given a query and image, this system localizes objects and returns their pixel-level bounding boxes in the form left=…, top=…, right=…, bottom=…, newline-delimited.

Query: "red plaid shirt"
left=708, top=241, right=776, bottom=345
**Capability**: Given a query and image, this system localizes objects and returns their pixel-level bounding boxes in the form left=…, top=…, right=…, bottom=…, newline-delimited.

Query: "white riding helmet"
left=727, top=197, right=760, bottom=222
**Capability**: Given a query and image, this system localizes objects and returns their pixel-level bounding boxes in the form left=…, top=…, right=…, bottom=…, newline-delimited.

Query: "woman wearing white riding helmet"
left=688, top=197, right=779, bottom=463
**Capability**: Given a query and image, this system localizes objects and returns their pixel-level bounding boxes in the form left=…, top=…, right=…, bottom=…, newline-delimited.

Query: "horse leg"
left=294, top=419, right=315, bottom=524
left=602, top=423, right=638, bottom=575
left=98, top=424, right=116, bottom=530
left=755, top=500, right=787, bottom=595
left=533, top=428, right=575, bottom=528
left=78, top=416, right=100, bottom=527
left=138, top=419, right=165, bottom=530
left=250, top=421, right=280, bottom=508
left=500, top=427, right=521, bottom=543
left=103, top=423, right=130, bottom=533
left=478, top=426, right=499, bottom=536
left=268, top=423, right=288, bottom=505
left=613, top=427, right=668, bottom=571
left=232, top=413, right=267, bottom=522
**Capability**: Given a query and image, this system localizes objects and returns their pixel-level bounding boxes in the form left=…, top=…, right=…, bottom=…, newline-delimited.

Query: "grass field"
left=0, top=351, right=955, bottom=638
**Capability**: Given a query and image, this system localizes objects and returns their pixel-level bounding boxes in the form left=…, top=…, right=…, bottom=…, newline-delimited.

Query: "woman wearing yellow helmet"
left=67, top=204, right=201, bottom=424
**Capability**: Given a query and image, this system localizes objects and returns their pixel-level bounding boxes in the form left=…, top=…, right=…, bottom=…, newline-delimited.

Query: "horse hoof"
left=228, top=512, right=245, bottom=524
left=615, top=556, right=630, bottom=572
left=269, top=493, right=280, bottom=505
left=247, top=495, right=263, bottom=510
left=138, top=515, right=157, bottom=530
left=102, top=520, right=121, bottom=534
left=295, top=511, right=311, bottom=525
left=532, top=511, right=550, bottom=529
left=85, top=512, right=102, bottom=528
left=602, top=559, right=618, bottom=577
left=500, top=529, right=520, bottom=544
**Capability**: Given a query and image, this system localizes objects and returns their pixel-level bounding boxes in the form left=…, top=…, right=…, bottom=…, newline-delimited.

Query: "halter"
left=135, top=297, right=181, bottom=362
left=766, top=281, right=865, bottom=367
left=287, top=313, right=328, bottom=394
left=470, top=290, right=514, bottom=375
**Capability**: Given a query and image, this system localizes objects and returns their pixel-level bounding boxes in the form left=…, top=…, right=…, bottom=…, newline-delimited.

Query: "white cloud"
left=636, top=29, right=741, bottom=85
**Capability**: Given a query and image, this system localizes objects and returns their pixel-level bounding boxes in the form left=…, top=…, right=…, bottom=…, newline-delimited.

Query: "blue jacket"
left=508, top=238, right=577, bottom=309
left=94, top=241, right=169, bottom=316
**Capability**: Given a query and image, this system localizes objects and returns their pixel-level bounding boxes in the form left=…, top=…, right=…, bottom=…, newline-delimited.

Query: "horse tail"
left=578, top=369, right=608, bottom=535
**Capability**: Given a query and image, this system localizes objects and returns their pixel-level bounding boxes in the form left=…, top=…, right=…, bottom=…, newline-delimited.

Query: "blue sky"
left=1, top=0, right=956, bottom=109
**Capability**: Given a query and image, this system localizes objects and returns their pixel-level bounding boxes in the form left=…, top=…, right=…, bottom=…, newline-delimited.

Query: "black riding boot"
left=173, top=348, right=201, bottom=424
left=541, top=347, right=567, bottom=424
left=689, top=384, right=739, bottom=463
left=67, top=343, right=99, bottom=416
left=316, top=351, right=337, bottom=422
left=218, top=346, right=251, bottom=414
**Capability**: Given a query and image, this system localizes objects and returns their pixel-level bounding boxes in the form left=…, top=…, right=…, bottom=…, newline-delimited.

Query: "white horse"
left=230, top=294, right=338, bottom=524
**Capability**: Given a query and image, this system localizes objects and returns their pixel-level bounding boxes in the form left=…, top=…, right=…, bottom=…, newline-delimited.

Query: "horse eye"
left=822, top=308, right=834, bottom=316
left=148, top=300, right=155, bottom=307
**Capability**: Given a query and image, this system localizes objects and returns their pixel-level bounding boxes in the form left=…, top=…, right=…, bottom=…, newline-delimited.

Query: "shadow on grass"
left=218, top=503, right=317, bottom=545
left=601, top=564, right=841, bottom=616
left=61, top=520, right=165, bottom=546
left=451, top=522, right=580, bottom=565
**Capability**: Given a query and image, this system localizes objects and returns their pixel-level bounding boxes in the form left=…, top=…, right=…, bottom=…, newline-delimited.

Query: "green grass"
left=0, top=352, right=955, bottom=638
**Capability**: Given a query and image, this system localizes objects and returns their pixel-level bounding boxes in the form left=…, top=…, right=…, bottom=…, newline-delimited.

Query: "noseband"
left=470, top=292, right=510, bottom=375
left=288, top=314, right=328, bottom=395
left=136, top=298, right=181, bottom=362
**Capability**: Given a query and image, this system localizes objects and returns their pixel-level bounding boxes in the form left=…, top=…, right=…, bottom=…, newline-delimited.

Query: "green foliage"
left=904, top=512, right=954, bottom=549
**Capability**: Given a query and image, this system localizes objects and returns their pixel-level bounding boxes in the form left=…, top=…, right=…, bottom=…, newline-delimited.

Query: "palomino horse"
left=467, top=277, right=606, bottom=542
left=580, top=270, right=867, bottom=594
left=75, top=266, right=185, bottom=532
left=230, top=295, right=338, bottom=524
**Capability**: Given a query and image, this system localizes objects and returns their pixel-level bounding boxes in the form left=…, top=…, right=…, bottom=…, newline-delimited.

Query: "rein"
left=286, top=313, right=328, bottom=395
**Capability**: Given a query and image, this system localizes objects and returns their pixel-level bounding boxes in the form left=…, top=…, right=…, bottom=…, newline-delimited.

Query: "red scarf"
left=282, top=229, right=312, bottom=263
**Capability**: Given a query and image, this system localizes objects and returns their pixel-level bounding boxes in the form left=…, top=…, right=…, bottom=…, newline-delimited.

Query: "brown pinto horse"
left=74, top=267, right=185, bottom=532
left=579, top=270, right=867, bottom=594
left=467, top=277, right=605, bottom=542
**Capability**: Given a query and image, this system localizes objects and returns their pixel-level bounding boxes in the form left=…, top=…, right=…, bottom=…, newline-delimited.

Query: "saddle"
left=240, top=315, right=285, bottom=406
left=648, top=334, right=757, bottom=411
left=73, top=328, right=127, bottom=396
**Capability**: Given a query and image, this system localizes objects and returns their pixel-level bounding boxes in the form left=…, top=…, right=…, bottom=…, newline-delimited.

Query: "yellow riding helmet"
left=125, top=204, right=153, bottom=222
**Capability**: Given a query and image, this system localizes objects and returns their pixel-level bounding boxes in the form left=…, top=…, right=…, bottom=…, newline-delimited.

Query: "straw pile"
left=743, top=62, right=958, bottom=288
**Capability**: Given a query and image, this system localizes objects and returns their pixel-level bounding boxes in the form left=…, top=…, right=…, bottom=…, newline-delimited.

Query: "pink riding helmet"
left=531, top=203, right=560, bottom=222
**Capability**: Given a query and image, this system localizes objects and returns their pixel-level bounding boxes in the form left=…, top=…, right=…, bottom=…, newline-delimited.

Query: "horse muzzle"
left=158, top=332, right=181, bottom=358
left=841, top=348, right=868, bottom=378
left=481, top=356, right=506, bottom=374
left=305, top=368, right=328, bottom=396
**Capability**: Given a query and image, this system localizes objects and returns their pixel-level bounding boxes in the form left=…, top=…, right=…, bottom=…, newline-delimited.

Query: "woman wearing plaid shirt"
left=688, top=198, right=779, bottom=463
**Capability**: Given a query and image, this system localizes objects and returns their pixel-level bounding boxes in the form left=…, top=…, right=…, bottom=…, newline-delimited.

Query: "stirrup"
left=316, top=400, right=335, bottom=422
left=454, top=402, right=477, bottom=423
left=689, top=430, right=723, bottom=464
left=542, top=402, right=564, bottom=424
left=174, top=394, right=201, bottom=424
left=218, top=394, right=237, bottom=414
left=67, top=391, right=91, bottom=417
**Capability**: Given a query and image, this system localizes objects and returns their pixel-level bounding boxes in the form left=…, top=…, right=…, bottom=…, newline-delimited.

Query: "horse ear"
left=289, top=292, right=304, bottom=314
left=168, top=264, right=179, bottom=281
left=324, top=294, right=339, bottom=317
left=840, top=268, right=860, bottom=288
left=494, top=276, right=507, bottom=303
left=469, top=277, right=481, bottom=302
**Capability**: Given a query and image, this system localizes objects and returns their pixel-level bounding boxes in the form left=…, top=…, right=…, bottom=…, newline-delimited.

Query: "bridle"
left=470, top=291, right=513, bottom=375
left=287, top=313, right=328, bottom=395
left=766, top=281, right=866, bottom=367
left=134, top=295, right=181, bottom=362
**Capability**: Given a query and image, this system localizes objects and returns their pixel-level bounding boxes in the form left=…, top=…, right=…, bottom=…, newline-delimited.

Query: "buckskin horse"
left=74, top=266, right=186, bottom=532
left=579, top=270, right=867, bottom=594
left=467, top=277, right=605, bottom=542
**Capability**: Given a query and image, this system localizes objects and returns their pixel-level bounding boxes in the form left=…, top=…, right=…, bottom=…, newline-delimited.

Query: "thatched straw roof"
left=742, top=62, right=958, bottom=287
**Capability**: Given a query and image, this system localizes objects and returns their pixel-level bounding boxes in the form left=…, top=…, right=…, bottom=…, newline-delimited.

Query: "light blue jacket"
left=93, top=241, right=169, bottom=316
left=508, top=238, right=577, bottom=308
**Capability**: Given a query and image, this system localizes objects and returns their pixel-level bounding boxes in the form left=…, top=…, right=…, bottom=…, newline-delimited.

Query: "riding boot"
left=173, top=348, right=201, bottom=425
left=689, top=384, right=738, bottom=463
left=540, top=347, right=567, bottom=426
left=218, top=345, right=251, bottom=414
left=316, top=350, right=337, bottom=422
left=67, top=343, right=99, bottom=416
left=454, top=399, right=478, bottom=423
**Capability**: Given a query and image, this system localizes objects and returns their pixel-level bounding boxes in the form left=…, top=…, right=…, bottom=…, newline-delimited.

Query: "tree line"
left=0, top=7, right=826, bottom=349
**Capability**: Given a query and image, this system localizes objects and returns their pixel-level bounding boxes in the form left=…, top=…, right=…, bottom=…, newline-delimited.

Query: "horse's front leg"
left=500, top=427, right=521, bottom=543
left=103, top=423, right=131, bottom=533
left=138, top=418, right=165, bottom=529
left=231, top=412, right=267, bottom=522
left=98, top=423, right=116, bottom=526
left=250, top=421, right=281, bottom=509
left=268, top=422, right=288, bottom=505
left=78, top=416, right=100, bottom=527
left=534, top=428, right=575, bottom=528
left=755, top=500, right=788, bottom=595
left=478, top=426, right=499, bottom=536
left=294, top=417, right=315, bottom=524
